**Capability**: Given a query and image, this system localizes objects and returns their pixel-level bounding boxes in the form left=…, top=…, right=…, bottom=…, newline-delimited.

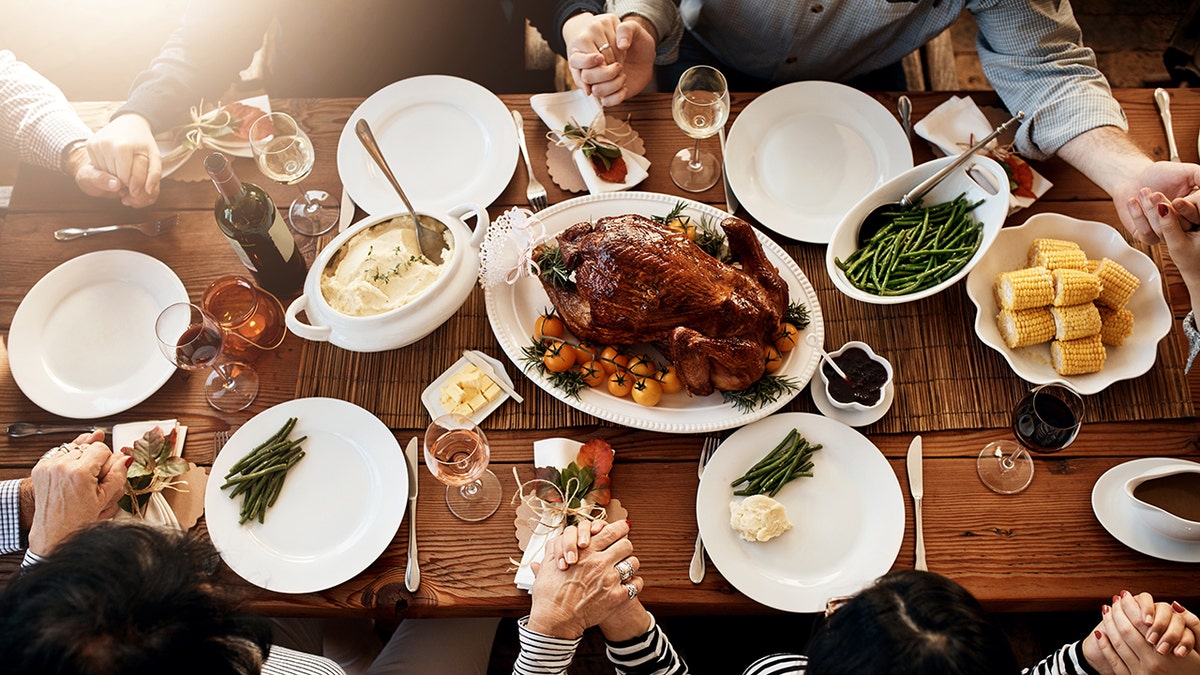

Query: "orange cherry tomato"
left=629, top=355, right=658, bottom=377
left=607, top=370, right=634, bottom=397
left=535, top=313, right=565, bottom=340
left=576, top=341, right=601, bottom=362
left=763, top=345, right=784, bottom=373
left=656, top=365, right=684, bottom=394
left=667, top=217, right=697, bottom=241
left=598, top=346, right=623, bottom=375
left=543, top=343, right=577, bottom=373
left=632, top=377, right=663, bottom=407
left=774, top=322, right=799, bottom=353
left=576, top=359, right=606, bottom=387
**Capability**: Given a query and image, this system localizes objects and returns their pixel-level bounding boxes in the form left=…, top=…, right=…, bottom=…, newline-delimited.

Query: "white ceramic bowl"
left=1125, top=465, right=1200, bottom=542
left=826, top=154, right=1010, bottom=304
left=964, top=213, right=1173, bottom=395
left=818, top=340, right=894, bottom=412
left=286, top=203, right=488, bottom=352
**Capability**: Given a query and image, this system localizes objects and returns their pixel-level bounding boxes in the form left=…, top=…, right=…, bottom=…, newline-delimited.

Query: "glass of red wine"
left=1012, top=383, right=1084, bottom=453
left=154, top=302, right=259, bottom=412
left=423, top=413, right=501, bottom=521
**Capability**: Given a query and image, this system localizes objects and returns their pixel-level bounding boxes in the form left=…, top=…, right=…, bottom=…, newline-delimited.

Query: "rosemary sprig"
left=536, top=244, right=574, bottom=290
left=721, top=375, right=801, bottom=414
left=693, top=213, right=729, bottom=262
left=651, top=200, right=690, bottom=226
left=520, top=337, right=587, bottom=399
left=785, top=301, right=811, bottom=330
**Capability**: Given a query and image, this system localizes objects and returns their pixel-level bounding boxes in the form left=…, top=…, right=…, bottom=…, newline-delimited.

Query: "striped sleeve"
left=513, top=615, right=582, bottom=675
left=1023, top=641, right=1100, bottom=675
left=0, top=480, right=22, bottom=556
left=742, top=653, right=807, bottom=675
left=604, top=613, right=688, bottom=674
left=261, top=645, right=346, bottom=675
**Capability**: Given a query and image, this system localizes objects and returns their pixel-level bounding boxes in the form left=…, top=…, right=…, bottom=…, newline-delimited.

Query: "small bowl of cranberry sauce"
left=818, top=341, right=894, bottom=412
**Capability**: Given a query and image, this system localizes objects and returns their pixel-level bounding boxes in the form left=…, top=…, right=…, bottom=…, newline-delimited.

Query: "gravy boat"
left=1124, top=465, right=1200, bottom=542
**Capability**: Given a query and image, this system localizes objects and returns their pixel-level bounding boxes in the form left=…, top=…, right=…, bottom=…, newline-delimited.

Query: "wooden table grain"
left=1, top=90, right=1198, bottom=618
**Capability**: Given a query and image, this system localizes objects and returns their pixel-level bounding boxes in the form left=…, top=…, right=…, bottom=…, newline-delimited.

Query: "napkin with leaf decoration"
left=914, top=95, right=1052, bottom=214
left=112, top=420, right=207, bottom=531
left=530, top=90, right=649, bottom=194
left=157, top=95, right=271, bottom=179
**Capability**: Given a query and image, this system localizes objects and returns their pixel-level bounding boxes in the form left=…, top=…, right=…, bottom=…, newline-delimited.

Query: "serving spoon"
left=354, top=118, right=450, bottom=265
left=856, top=110, right=1024, bottom=247
left=807, top=334, right=852, bottom=384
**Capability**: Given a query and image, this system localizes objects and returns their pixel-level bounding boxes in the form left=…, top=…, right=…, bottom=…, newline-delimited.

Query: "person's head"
left=0, top=521, right=272, bottom=675
left=806, top=570, right=1019, bottom=675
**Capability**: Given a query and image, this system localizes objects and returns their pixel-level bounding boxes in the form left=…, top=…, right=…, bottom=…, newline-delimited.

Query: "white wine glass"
left=248, top=112, right=339, bottom=236
left=423, top=413, right=502, bottom=521
left=670, top=65, right=730, bottom=192
left=154, top=302, right=259, bottom=412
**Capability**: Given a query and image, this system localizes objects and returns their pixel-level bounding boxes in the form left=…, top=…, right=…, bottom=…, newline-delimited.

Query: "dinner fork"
left=54, top=214, right=179, bottom=241
left=690, top=435, right=721, bottom=584
left=512, top=109, right=547, bottom=212
left=213, top=430, right=230, bottom=456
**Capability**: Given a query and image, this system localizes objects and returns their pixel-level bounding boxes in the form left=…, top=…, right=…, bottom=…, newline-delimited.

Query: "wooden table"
left=1, top=90, right=1198, bottom=618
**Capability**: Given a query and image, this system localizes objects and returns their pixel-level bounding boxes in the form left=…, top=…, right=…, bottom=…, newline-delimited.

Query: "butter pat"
left=438, top=364, right=501, bottom=416
left=729, top=494, right=792, bottom=542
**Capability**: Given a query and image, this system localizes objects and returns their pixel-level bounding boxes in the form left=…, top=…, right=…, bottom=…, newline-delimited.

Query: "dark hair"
left=0, top=521, right=272, bottom=675
left=806, top=570, right=1019, bottom=675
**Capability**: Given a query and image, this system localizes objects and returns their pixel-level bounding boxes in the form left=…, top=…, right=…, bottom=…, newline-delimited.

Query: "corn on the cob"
left=1051, top=302, right=1102, bottom=340
left=1095, top=258, right=1140, bottom=309
left=1052, top=269, right=1101, bottom=306
left=1028, top=238, right=1087, bottom=271
left=1098, top=305, right=1135, bottom=346
left=1051, top=334, right=1106, bottom=375
left=1086, top=259, right=1100, bottom=274
left=994, top=267, right=1054, bottom=310
left=997, top=308, right=1056, bottom=348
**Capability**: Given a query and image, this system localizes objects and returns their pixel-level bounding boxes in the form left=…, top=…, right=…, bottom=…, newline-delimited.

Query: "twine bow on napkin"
left=157, top=95, right=271, bottom=178
left=112, top=420, right=207, bottom=531
left=530, top=89, right=650, bottom=194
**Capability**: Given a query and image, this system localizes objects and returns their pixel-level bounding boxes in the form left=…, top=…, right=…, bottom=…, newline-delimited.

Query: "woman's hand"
left=28, top=431, right=130, bottom=556
left=1084, top=592, right=1200, bottom=674
left=1137, top=190, right=1200, bottom=319
left=527, top=519, right=642, bottom=639
left=562, top=12, right=656, bottom=106
left=87, top=113, right=162, bottom=208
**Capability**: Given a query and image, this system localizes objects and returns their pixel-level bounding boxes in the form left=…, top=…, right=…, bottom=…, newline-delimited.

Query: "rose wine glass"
left=669, top=65, right=730, bottom=192
left=248, top=111, right=339, bottom=236
left=154, top=302, right=259, bottom=412
left=424, top=413, right=502, bottom=521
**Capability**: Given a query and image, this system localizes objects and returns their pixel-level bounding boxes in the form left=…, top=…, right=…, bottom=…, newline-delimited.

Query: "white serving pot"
left=286, top=203, right=488, bottom=352
left=1124, top=465, right=1200, bottom=542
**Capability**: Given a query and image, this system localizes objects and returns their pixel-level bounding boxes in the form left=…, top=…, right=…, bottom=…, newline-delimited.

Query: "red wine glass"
left=1012, top=383, right=1084, bottom=453
left=154, top=302, right=259, bottom=412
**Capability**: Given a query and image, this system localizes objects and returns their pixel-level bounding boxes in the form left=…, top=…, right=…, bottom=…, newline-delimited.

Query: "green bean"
left=730, top=430, right=818, bottom=496
left=222, top=419, right=307, bottom=526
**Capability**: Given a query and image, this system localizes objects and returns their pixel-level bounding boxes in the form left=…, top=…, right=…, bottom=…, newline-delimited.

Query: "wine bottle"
left=204, top=152, right=307, bottom=299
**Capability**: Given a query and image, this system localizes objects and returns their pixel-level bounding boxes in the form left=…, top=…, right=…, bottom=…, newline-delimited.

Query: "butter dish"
left=421, top=350, right=515, bottom=424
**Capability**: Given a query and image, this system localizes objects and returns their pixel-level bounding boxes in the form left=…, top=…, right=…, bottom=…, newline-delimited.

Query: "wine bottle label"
left=223, top=234, right=258, bottom=272
left=267, top=210, right=296, bottom=260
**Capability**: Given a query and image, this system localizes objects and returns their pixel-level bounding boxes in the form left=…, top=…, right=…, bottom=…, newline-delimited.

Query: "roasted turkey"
left=537, top=213, right=789, bottom=396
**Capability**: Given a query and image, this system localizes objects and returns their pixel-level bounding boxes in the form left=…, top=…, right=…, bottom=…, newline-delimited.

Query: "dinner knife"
left=461, top=350, right=524, bottom=403
left=718, top=125, right=739, bottom=214
left=404, top=436, right=421, bottom=593
left=906, top=435, right=927, bottom=571
left=1155, top=88, right=1181, bottom=162
left=7, top=422, right=111, bottom=438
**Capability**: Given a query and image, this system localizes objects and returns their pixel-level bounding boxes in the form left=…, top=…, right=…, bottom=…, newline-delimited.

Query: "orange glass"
left=200, top=275, right=286, bottom=361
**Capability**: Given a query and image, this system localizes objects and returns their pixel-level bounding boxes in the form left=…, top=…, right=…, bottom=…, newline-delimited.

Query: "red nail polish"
left=1113, top=595, right=1121, bottom=604
left=1174, top=601, right=1187, bottom=613
left=1159, top=203, right=1170, bottom=217
left=124, top=455, right=134, bottom=468
left=624, top=519, right=631, bottom=529
left=1102, top=604, right=1110, bottom=615
left=1095, top=630, right=1103, bottom=641
left=1121, top=590, right=1130, bottom=598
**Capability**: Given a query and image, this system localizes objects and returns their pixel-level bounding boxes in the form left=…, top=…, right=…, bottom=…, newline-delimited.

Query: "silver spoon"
left=8, top=422, right=110, bottom=438
left=898, top=95, right=912, bottom=141
left=856, top=110, right=1024, bottom=247
left=353, top=118, right=449, bottom=265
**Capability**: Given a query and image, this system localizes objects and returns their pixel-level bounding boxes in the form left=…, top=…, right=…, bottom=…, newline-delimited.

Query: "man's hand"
left=28, top=431, right=130, bottom=556
left=87, top=113, right=162, bottom=208
left=562, top=13, right=657, bottom=106
left=65, top=144, right=125, bottom=201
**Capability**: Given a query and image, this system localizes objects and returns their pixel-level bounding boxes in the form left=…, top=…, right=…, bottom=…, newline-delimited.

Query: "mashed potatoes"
left=729, top=494, right=792, bottom=542
left=320, top=216, right=449, bottom=316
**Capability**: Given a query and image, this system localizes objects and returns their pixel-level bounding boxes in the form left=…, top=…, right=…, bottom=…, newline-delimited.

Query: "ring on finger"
left=624, top=582, right=638, bottom=600
left=615, top=558, right=635, bottom=582
left=41, top=443, right=77, bottom=461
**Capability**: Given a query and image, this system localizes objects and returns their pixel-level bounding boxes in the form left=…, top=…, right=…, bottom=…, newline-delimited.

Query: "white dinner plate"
left=1092, top=457, right=1200, bottom=563
left=337, top=75, right=517, bottom=215
left=965, top=213, right=1173, bottom=395
left=484, top=191, right=824, bottom=434
left=205, top=398, right=408, bottom=593
left=697, top=413, right=905, bottom=612
left=724, top=81, right=913, bottom=243
left=8, top=250, right=187, bottom=419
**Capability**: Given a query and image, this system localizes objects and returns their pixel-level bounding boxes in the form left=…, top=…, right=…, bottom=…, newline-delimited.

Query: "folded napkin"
left=514, top=438, right=579, bottom=591
left=112, top=420, right=206, bottom=531
left=158, top=95, right=272, bottom=178
left=530, top=90, right=649, bottom=194
left=914, top=95, right=1051, bottom=213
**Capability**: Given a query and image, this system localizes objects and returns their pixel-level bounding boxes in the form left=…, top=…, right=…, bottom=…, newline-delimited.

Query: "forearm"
left=513, top=615, right=580, bottom=675
left=1056, top=126, right=1154, bottom=197
left=603, top=612, right=688, bottom=675
left=1022, top=640, right=1101, bottom=675
left=608, top=0, right=681, bottom=63
left=0, top=50, right=92, bottom=173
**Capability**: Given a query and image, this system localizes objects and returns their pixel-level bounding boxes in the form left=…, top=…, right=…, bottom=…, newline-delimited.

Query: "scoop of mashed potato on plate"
left=729, top=494, right=792, bottom=542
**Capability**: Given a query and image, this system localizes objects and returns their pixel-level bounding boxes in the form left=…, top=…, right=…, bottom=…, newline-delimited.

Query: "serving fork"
left=690, top=435, right=721, bottom=583
left=54, top=214, right=179, bottom=241
left=512, top=109, right=547, bottom=212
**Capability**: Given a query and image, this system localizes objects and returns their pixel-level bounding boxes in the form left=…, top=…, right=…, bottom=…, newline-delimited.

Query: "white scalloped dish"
left=964, top=213, right=1172, bottom=395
